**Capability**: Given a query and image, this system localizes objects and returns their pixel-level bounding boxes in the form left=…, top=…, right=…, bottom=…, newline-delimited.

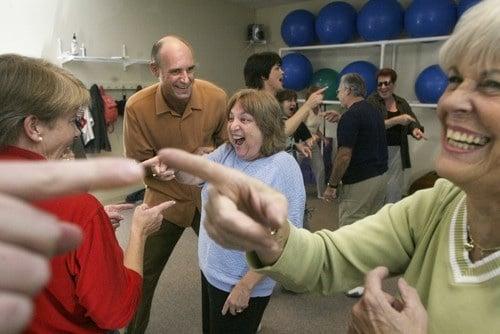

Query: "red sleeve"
left=72, top=202, right=142, bottom=329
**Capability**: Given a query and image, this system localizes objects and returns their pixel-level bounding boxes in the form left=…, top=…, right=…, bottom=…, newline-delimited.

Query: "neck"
left=346, top=96, right=364, bottom=108
left=466, top=196, right=500, bottom=249
left=162, top=88, right=188, bottom=114
left=262, top=83, right=277, bottom=96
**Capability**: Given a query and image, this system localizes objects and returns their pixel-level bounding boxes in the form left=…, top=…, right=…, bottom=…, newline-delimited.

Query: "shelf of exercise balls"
left=279, top=35, right=449, bottom=69
left=58, top=55, right=149, bottom=71
left=297, top=99, right=437, bottom=109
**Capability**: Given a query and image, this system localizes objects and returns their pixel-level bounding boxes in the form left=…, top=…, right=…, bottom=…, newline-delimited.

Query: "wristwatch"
left=327, top=182, right=338, bottom=189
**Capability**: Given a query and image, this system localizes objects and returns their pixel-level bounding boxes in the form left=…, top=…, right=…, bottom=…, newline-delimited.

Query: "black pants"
left=126, top=211, right=200, bottom=334
left=201, top=272, right=270, bottom=334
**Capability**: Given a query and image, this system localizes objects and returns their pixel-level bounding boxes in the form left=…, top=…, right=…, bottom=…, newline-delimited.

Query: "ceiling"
left=226, top=0, right=305, bottom=8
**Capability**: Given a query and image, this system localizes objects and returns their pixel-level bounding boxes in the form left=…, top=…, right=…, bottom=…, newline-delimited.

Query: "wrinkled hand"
left=348, top=267, right=428, bottom=334
left=303, top=86, right=327, bottom=111
left=104, top=203, right=135, bottom=230
left=295, top=142, right=312, bottom=158
left=412, top=128, right=427, bottom=141
left=157, top=148, right=288, bottom=263
left=194, top=146, right=215, bottom=156
left=320, top=110, right=341, bottom=123
left=222, top=282, right=251, bottom=316
left=131, top=201, right=175, bottom=237
left=0, top=158, right=143, bottom=334
left=323, top=186, right=337, bottom=202
left=141, top=156, right=176, bottom=181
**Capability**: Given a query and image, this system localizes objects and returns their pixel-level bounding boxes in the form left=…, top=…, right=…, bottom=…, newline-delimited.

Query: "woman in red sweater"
left=0, top=54, right=174, bottom=333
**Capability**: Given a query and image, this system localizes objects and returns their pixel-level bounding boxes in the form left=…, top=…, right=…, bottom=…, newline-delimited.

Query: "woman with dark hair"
left=367, top=68, right=426, bottom=203
left=276, top=89, right=314, bottom=158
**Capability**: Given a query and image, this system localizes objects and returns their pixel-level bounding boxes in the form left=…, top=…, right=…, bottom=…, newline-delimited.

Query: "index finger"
left=149, top=200, right=176, bottom=214
left=157, top=148, right=245, bottom=186
left=315, top=86, right=328, bottom=94
left=107, top=203, right=135, bottom=211
left=0, top=158, right=143, bottom=201
left=140, top=156, right=159, bottom=168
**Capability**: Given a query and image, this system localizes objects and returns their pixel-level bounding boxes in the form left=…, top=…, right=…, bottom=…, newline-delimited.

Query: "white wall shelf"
left=279, top=35, right=449, bottom=68
left=57, top=40, right=149, bottom=71
left=298, top=99, right=437, bottom=109
left=58, top=55, right=149, bottom=70
left=281, top=35, right=449, bottom=109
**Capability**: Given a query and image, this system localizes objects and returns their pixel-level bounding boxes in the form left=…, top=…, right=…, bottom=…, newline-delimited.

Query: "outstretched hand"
left=157, top=148, right=289, bottom=263
left=141, top=156, right=176, bottom=181
left=104, top=203, right=135, bottom=230
left=0, top=158, right=143, bottom=334
left=348, top=267, right=428, bottom=334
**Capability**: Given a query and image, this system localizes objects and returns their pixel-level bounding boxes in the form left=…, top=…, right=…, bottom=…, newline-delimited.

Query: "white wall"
left=0, top=0, right=256, bottom=202
left=255, top=0, right=443, bottom=184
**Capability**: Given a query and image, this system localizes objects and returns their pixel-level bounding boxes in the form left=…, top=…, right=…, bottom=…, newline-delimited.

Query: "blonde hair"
left=0, top=54, right=89, bottom=148
left=226, top=89, right=286, bottom=156
left=439, top=0, right=500, bottom=74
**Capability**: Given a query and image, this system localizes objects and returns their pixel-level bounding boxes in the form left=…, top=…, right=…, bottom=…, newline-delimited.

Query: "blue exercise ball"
left=457, top=0, right=481, bottom=18
left=282, top=53, right=313, bottom=91
left=281, top=9, right=316, bottom=46
left=339, top=61, right=378, bottom=96
left=310, top=68, right=340, bottom=100
left=316, top=2, right=357, bottom=44
left=415, top=65, right=448, bottom=104
left=357, top=0, right=404, bottom=41
left=405, top=0, right=457, bottom=38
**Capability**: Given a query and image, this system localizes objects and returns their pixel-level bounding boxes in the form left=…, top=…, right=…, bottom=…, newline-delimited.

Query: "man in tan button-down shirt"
left=123, top=35, right=227, bottom=334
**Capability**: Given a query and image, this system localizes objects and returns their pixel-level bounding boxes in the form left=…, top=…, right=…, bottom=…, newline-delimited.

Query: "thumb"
left=140, top=156, right=158, bottom=168
left=398, top=278, right=421, bottom=309
left=221, top=298, right=230, bottom=315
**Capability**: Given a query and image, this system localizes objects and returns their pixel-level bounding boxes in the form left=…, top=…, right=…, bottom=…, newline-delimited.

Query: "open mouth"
left=446, top=128, right=490, bottom=150
left=232, top=135, right=245, bottom=146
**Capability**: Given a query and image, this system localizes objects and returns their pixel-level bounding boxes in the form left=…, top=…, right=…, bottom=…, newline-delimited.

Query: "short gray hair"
left=340, top=73, right=366, bottom=98
left=439, top=0, right=500, bottom=75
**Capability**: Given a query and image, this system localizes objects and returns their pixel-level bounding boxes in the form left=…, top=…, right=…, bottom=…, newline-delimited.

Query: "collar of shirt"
left=154, top=80, right=202, bottom=118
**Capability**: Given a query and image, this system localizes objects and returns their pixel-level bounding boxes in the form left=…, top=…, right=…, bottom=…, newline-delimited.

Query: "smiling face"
left=377, top=75, right=394, bottom=100
left=38, top=111, right=81, bottom=160
left=435, top=65, right=500, bottom=193
left=227, top=101, right=264, bottom=161
left=263, top=64, right=284, bottom=95
left=156, top=39, right=195, bottom=105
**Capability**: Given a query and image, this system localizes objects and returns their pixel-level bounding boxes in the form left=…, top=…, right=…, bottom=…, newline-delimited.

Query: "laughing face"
left=435, top=64, right=500, bottom=192
left=263, top=64, right=284, bottom=95
left=227, top=101, right=264, bottom=161
left=281, top=97, right=297, bottom=117
left=157, top=41, right=195, bottom=105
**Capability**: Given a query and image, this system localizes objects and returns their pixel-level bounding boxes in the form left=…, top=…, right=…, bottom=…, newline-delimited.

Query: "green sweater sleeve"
left=248, top=179, right=460, bottom=294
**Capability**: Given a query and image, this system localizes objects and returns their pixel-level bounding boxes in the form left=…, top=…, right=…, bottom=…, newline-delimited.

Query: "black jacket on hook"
left=85, top=84, right=111, bottom=153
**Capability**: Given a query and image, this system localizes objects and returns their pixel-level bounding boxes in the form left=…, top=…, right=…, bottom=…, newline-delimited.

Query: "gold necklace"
left=465, top=224, right=500, bottom=256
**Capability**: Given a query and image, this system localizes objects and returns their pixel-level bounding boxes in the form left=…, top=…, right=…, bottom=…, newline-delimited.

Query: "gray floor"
left=115, top=187, right=396, bottom=333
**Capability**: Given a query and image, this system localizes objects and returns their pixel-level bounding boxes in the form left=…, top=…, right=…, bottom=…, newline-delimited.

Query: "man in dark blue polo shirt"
left=323, top=73, right=388, bottom=226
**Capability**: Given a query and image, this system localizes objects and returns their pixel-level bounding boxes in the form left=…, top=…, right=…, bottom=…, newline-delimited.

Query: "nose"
left=438, top=80, right=474, bottom=117
left=179, top=70, right=190, bottom=83
left=229, top=119, right=241, bottom=131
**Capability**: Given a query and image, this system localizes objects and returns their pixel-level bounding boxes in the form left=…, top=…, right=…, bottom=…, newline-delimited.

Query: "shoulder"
left=35, top=193, right=104, bottom=228
left=194, top=79, right=227, bottom=100
left=126, top=84, right=159, bottom=109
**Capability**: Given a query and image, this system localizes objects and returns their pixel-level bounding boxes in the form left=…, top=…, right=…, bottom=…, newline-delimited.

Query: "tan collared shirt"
left=124, top=79, right=227, bottom=227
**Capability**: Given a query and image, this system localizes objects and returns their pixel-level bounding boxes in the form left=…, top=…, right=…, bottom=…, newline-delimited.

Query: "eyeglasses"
left=377, top=81, right=392, bottom=87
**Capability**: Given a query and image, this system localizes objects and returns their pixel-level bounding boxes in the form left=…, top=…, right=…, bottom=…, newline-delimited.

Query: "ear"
left=23, top=115, right=43, bottom=142
left=149, top=62, right=160, bottom=78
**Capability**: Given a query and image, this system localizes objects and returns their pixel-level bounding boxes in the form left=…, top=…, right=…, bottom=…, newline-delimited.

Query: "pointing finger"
left=0, top=158, right=143, bottom=200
